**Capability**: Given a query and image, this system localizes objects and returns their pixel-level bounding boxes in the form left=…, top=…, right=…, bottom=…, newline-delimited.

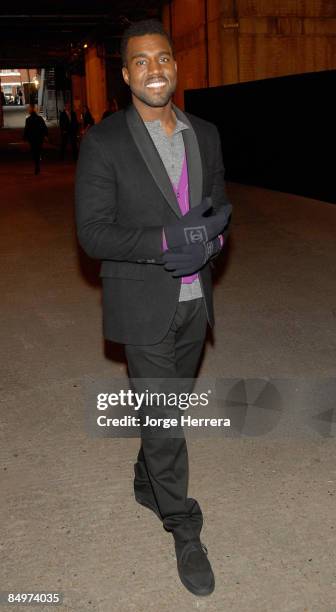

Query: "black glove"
left=164, top=197, right=232, bottom=249
left=162, top=237, right=222, bottom=277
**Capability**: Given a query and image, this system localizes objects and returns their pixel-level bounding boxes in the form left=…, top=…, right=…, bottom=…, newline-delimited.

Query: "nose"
left=147, top=57, right=163, bottom=74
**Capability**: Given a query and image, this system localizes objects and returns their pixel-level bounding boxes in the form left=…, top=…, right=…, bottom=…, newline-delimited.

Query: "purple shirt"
left=162, top=154, right=224, bottom=283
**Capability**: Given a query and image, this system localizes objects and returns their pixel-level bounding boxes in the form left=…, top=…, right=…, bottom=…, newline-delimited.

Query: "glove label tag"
left=205, top=241, right=214, bottom=258
left=184, top=225, right=208, bottom=244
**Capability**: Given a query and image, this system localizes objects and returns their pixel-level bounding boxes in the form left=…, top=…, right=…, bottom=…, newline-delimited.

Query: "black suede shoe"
left=175, top=538, right=215, bottom=596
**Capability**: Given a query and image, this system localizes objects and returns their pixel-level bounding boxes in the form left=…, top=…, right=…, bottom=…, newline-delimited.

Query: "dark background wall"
left=185, top=69, right=336, bottom=204
left=163, top=0, right=336, bottom=110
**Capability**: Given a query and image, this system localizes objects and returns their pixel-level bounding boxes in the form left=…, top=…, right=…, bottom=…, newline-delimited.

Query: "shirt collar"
left=144, top=115, right=189, bottom=136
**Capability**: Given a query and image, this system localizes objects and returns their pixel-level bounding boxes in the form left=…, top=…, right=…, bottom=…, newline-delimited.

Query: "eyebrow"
left=130, top=50, right=172, bottom=60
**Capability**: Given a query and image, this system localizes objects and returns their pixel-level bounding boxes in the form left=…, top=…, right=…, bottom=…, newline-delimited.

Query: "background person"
left=23, top=104, right=48, bottom=175
left=101, top=97, right=118, bottom=121
left=81, top=104, right=95, bottom=135
left=17, top=88, right=23, bottom=105
left=59, top=102, right=79, bottom=161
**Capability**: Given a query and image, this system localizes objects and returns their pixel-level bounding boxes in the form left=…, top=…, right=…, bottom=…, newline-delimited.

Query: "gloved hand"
left=162, top=237, right=222, bottom=277
left=164, top=197, right=232, bottom=249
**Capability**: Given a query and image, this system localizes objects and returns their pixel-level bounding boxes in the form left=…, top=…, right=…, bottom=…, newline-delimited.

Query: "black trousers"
left=29, top=142, right=42, bottom=174
left=60, top=132, right=78, bottom=161
left=125, top=297, right=208, bottom=545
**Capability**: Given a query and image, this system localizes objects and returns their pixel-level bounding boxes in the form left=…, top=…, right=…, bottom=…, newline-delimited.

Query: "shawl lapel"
left=125, top=103, right=203, bottom=218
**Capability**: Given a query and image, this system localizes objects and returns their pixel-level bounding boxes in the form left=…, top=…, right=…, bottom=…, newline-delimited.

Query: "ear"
left=122, top=66, right=129, bottom=86
left=174, top=61, right=177, bottom=73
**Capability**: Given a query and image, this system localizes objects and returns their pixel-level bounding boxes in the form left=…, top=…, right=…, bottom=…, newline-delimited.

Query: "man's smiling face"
left=122, top=34, right=177, bottom=109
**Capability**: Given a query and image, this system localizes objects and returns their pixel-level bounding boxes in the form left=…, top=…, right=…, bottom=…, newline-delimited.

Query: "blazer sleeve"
left=75, top=129, right=163, bottom=262
left=209, top=126, right=233, bottom=257
left=23, top=118, right=28, bottom=141
left=210, top=126, right=232, bottom=221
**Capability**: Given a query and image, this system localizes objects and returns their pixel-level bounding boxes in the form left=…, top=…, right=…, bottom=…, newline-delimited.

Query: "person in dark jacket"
left=81, top=105, right=95, bottom=133
left=75, top=19, right=232, bottom=597
left=59, top=102, right=79, bottom=161
left=23, top=104, right=48, bottom=175
left=101, top=97, right=118, bottom=121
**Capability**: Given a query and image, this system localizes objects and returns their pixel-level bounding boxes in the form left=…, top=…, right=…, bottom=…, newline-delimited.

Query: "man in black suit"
left=75, top=19, right=232, bottom=596
left=23, top=104, right=48, bottom=174
left=59, top=101, right=79, bottom=160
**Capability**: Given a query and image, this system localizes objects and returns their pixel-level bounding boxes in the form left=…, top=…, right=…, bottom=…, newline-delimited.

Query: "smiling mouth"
left=146, top=81, right=167, bottom=89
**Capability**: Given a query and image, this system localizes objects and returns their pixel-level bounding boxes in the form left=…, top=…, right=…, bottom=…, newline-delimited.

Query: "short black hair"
left=120, top=18, right=174, bottom=67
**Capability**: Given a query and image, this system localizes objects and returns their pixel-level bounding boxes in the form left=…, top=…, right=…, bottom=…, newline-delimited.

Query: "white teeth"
left=146, top=82, right=166, bottom=88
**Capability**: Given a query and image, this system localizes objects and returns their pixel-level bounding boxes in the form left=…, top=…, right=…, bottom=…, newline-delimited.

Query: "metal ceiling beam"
left=0, top=1, right=167, bottom=68
left=0, top=14, right=112, bottom=18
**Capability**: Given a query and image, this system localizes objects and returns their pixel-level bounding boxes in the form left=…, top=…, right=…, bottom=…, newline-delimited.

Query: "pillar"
left=71, top=75, right=87, bottom=121
left=84, top=45, right=107, bottom=123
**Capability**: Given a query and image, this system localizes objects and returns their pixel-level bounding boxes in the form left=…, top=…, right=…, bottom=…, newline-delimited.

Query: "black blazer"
left=24, top=112, right=48, bottom=144
left=75, top=103, right=232, bottom=345
left=60, top=110, right=78, bottom=134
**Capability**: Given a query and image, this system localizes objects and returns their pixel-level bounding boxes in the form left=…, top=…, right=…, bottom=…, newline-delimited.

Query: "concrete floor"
left=1, top=126, right=336, bottom=612
left=2, top=105, right=58, bottom=129
left=2, top=105, right=30, bottom=128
